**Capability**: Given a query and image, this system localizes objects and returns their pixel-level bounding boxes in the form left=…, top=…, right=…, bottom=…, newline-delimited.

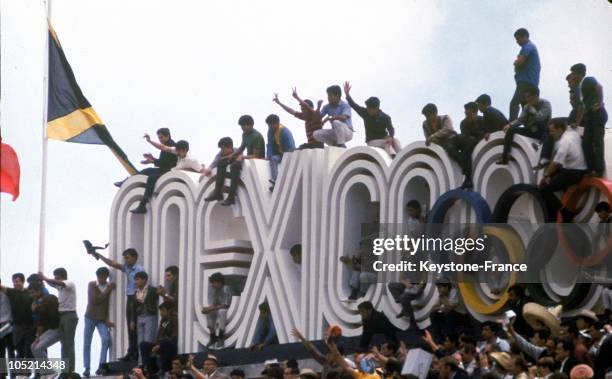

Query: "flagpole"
left=38, top=0, right=52, bottom=272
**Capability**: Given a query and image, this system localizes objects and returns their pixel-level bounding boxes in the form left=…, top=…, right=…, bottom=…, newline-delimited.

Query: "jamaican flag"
left=47, top=24, right=136, bottom=174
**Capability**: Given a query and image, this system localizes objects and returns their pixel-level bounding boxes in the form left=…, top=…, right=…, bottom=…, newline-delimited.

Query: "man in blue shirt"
left=570, top=63, right=608, bottom=177
left=250, top=302, right=277, bottom=351
left=509, top=28, right=541, bottom=121
left=314, top=85, right=353, bottom=147
left=91, top=248, right=145, bottom=362
left=265, top=114, right=295, bottom=192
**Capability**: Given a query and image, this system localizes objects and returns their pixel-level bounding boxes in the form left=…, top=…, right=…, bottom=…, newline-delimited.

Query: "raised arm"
left=292, top=88, right=316, bottom=113
left=89, top=252, right=123, bottom=270
left=144, top=134, right=175, bottom=153
left=38, top=272, right=65, bottom=288
left=291, top=328, right=327, bottom=365
left=344, top=81, right=367, bottom=118
left=273, top=93, right=299, bottom=117
left=187, top=355, right=205, bottom=379
left=329, top=342, right=357, bottom=379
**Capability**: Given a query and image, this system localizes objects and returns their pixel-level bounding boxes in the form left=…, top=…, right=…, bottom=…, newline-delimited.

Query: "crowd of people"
left=114, top=28, right=606, bottom=222
left=1, top=27, right=610, bottom=379
left=1, top=201, right=610, bottom=378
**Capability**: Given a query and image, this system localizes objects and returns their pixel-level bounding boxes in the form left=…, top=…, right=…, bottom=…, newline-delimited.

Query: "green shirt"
left=242, top=129, right=265, bottom=158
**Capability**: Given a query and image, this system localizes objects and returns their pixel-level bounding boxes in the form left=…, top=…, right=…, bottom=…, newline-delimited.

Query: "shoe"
left=348, top=289, right=359, bottom=300
left=336, top=144, right=347, bottom=148
left=221, top=195, right=235, bottom=206
left=206, top=335, right=218, bottom=348
left=130, top=202, right=147, bottom=214
left=460, top=178, right=473, bottom=189
left=114, top=179, right=126, bottom=188
left=205, top=192, right=223, bottom=202
left=82, top=369, right=90, bottom=377
left=96, top=365, right=110, bottom=376
left=396, top=311, right=405, bottom=319
left=215, top=339, right=225, bottom=349
left=531, top=142, right=540, bottom=151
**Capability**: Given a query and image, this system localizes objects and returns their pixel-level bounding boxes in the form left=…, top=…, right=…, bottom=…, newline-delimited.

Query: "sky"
left=1, top=0, right=611, bottom=372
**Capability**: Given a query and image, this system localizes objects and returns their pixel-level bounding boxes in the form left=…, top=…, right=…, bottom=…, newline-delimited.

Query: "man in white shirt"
left=132, top=137, right=203, bottom=214
left=39, top=268, right=79, bottom=374
left=188, top=354, right=227, bottom=379
left=539, top=118, right=587, bottom=222
left=479, top=321, right=511, bottom=353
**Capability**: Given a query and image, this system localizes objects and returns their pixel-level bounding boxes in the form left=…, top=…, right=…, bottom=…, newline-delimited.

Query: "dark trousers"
left=126, top=295, right=138, bottom=359
left=59, top=311, right=78, bottom=372
left=502, top=122, right=547, bottom=159
left=452, top=135, right=480, bottom=178
left=437, top=139, right=471, bottom=178
left=140, top=340, right=177, bottom=373
left=141, top=167, right=165, bottom=200
left=540, top=169, right=585, bottom=220
left=387, top=283, right=422, bottom=327
left=213, top=159, right=242, bottom=197
left=10, top=324, right=34, bottom=358
left=583, top=107, right=608, bottom=174
left=0, top=325, right=15, bottom=378
left=509, top=80, right=532, bottom=121
left=539, top=133, right=555, bottom=163
left=298, top=142, right=324, bottom=150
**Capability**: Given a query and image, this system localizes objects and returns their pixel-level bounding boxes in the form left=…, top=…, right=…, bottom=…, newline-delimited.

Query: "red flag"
left=0, top=139, right=21, bottom=201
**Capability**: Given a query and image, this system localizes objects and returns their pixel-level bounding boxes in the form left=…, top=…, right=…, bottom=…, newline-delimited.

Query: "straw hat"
left=576, top=309, right=598, bottom=323
left=490, top=352, right=512, bottom=371
left=523, top=303, right=562, bottom=336
left=299, top=368, right=319, bottom=379
left=204, top=354, right=218, bottom=364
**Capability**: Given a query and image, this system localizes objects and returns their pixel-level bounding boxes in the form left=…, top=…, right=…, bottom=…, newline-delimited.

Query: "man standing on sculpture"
left=83, top=267, right=115, bottom=377
left=569, top=63, right=608, bottom=177
left=39, top=268, right=79, bottom=374
left=92, top=248, right=145, bottom=361
left=509, top=28, right=541, bottom=121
